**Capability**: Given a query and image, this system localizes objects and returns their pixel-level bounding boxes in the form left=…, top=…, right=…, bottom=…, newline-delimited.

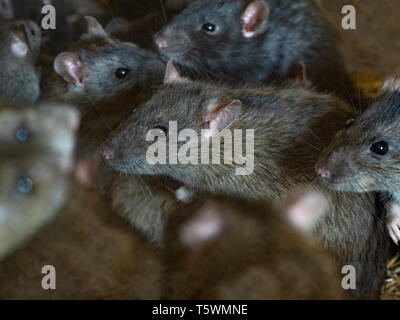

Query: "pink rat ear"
left=10, top=25, right=29, bottom=58
left=54, top=52, right=84, bottom=87
left=180, top=201, right=225, bottom=248
left=84, top=16, right=107, bottom=37
left=164, top=60, right=182, bottom=84
left=241, top=0, right=269, bottom=38
left=204, top=99, right=242, bottom=131
left=382, top=71, right=400, bottom=92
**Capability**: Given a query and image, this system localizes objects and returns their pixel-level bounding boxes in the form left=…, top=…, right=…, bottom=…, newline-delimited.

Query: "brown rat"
left=316, top=72, right=400, bottom=246
left=0, top=181, right=163, bottom=299
left=155, top=0, right=349, bottom=97
left=164, top=194, right=346, bottom=299
left=102, top=63, right=392, bottom=298
left=0, top=102, right=79, bottom=261
left=0, top=19, right=41, bottom=104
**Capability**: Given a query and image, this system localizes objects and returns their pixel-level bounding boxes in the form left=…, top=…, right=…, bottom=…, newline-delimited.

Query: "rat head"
left=53, top=16, right=166, bottom=105
left=0, top=19, right=41, bottom=63
left=155, top=0, right=269, bottom=76
left=0, top=150, right=70, bottom=260
left=316, top=75, right=400, bottom=194
left=0, top=102, right=80, bottom=168
left=101, top=62, right=249, bottom=192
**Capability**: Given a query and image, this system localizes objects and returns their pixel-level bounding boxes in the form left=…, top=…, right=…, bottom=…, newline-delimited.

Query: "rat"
left=154, top=0, right=349, bottom=97
left=0, top=180, right=163, bottom=299
left=102, top=62, right=392, bottom=298
left=164, top=193, right=347, bottom=299
left=51, top=17, right=181, bottom=246
left=0, top=102, right=79, bottom=261
left=0, top=19, right=41, bottom=105
left=316, top=71, right=400, bottom=247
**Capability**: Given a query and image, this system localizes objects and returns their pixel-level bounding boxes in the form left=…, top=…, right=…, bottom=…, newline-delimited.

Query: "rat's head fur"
left=0, top=102, right=80, bottom=168
left=316, top=75, right=400, bottom=198
left=102, top=62, right=353, bottom=199
left=155, top=0, right=343, bottom=90
left=52, top=16, right=166, bottom=107
left=0, top=19, right=41, bottom=104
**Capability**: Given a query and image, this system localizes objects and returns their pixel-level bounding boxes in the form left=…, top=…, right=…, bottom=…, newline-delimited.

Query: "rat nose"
left=155, top=35, right=168, bottom=49
left=102, top=146, right=115, bottom=160
left=317, top=167, right=331, bottom=179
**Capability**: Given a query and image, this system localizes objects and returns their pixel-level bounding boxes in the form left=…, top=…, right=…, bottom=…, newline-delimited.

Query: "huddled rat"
left=102, top=63, right=392, bottom=298
left=0, top=103, right=79, bottom=261
left=0, top=19, right=41, bottom=104
left=316, top=72, right=400, bottom=246
left=155, top=0, right=348, bottom=96
left=164, top=195, right=346, bottom=299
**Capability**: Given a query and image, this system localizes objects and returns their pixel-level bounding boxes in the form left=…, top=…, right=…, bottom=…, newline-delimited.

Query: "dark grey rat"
left=0, top=19, right=41, bottom=104
left=155, top=0, right=349, bottom=97
left=102, top=63, right=392, bottom=298
left=316, top=72, right=400, bottom=246
left=0, top=102, right=79, bottom=261
left=164, top=194, right=347, bottom=299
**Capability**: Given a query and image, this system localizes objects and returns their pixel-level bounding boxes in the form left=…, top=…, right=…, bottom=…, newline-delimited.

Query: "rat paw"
left=387, top=201, right=400, bottom=245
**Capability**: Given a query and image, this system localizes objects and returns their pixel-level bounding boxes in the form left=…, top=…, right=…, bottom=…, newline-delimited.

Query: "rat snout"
left=101, top=144, right=115, bottom=161
left=317, top=167, right=331, bottom=179
left=155, top=33, right=168, bottom=49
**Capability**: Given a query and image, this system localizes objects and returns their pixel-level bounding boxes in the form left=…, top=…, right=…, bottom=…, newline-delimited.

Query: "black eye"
left=17, top=177, right=34, bottom=195
left=153, top=125, right=168, bottom=136
left=115, top=67, right=130, bottom=79
left=15, top=127, right=30, bottom=142
left=345, top=119, right=355, bottom=129
left=202, top=23, right=216, bottom=33
left=370, top=141, right=389, bottom=156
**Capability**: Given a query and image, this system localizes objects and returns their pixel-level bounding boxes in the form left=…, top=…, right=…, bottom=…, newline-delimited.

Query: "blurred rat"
left=102, top=62, right=392, bottom=298
left=0, top=102, right=79, bottom=261
left=316, top=72, right=400, bottom=246
left=155, top=0, right=349, bottom=97
left=0, top=19, right=41, bottom=104
left=164, top=193, right=347, bottom=299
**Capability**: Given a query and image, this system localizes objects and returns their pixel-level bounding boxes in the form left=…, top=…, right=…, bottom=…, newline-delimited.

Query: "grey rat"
left=52, top=17, right=180, bottom=245
left=316, top=72, right=400, bottom=246
left=102, top=63, right=392, bottom=298
left=164, top=195, right=346, bottom=299
left=0, top=19, right=41, bottom=104
left=155, top=0, right=349, bottom=97
left=0, top=103, right=79, bottom=261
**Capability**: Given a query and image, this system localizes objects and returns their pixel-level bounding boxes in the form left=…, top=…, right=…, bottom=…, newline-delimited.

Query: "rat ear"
left=204, top=99, right=242, bottom=131
left=85, top=16, right=107, bottom=37
left=382, top=72, right=400, bottom=92
left=54, top=52, right=84, bottom=87
left=10, top=25, right=29, bottom=58
left=180, top=201, right=225, bottom=248
left=164, top=60, right=182, bottom=84
left=284, top=188, right=329, bottom=234
left=241, top=0, right=269, bottom=38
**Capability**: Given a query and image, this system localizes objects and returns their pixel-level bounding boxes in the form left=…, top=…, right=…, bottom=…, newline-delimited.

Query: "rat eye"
left=345, top=119, right=355, bottom=129
left=115, top=67, right=130, bottom=79
left=17, top=177, right=34, bottom=195
left=15, top=127, right=30, bottom=143
left=152, top=125, right=168, bottom=136
left=202, top=23, right=216, bottom=33
left=370, top=141, right=389, bottom=156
